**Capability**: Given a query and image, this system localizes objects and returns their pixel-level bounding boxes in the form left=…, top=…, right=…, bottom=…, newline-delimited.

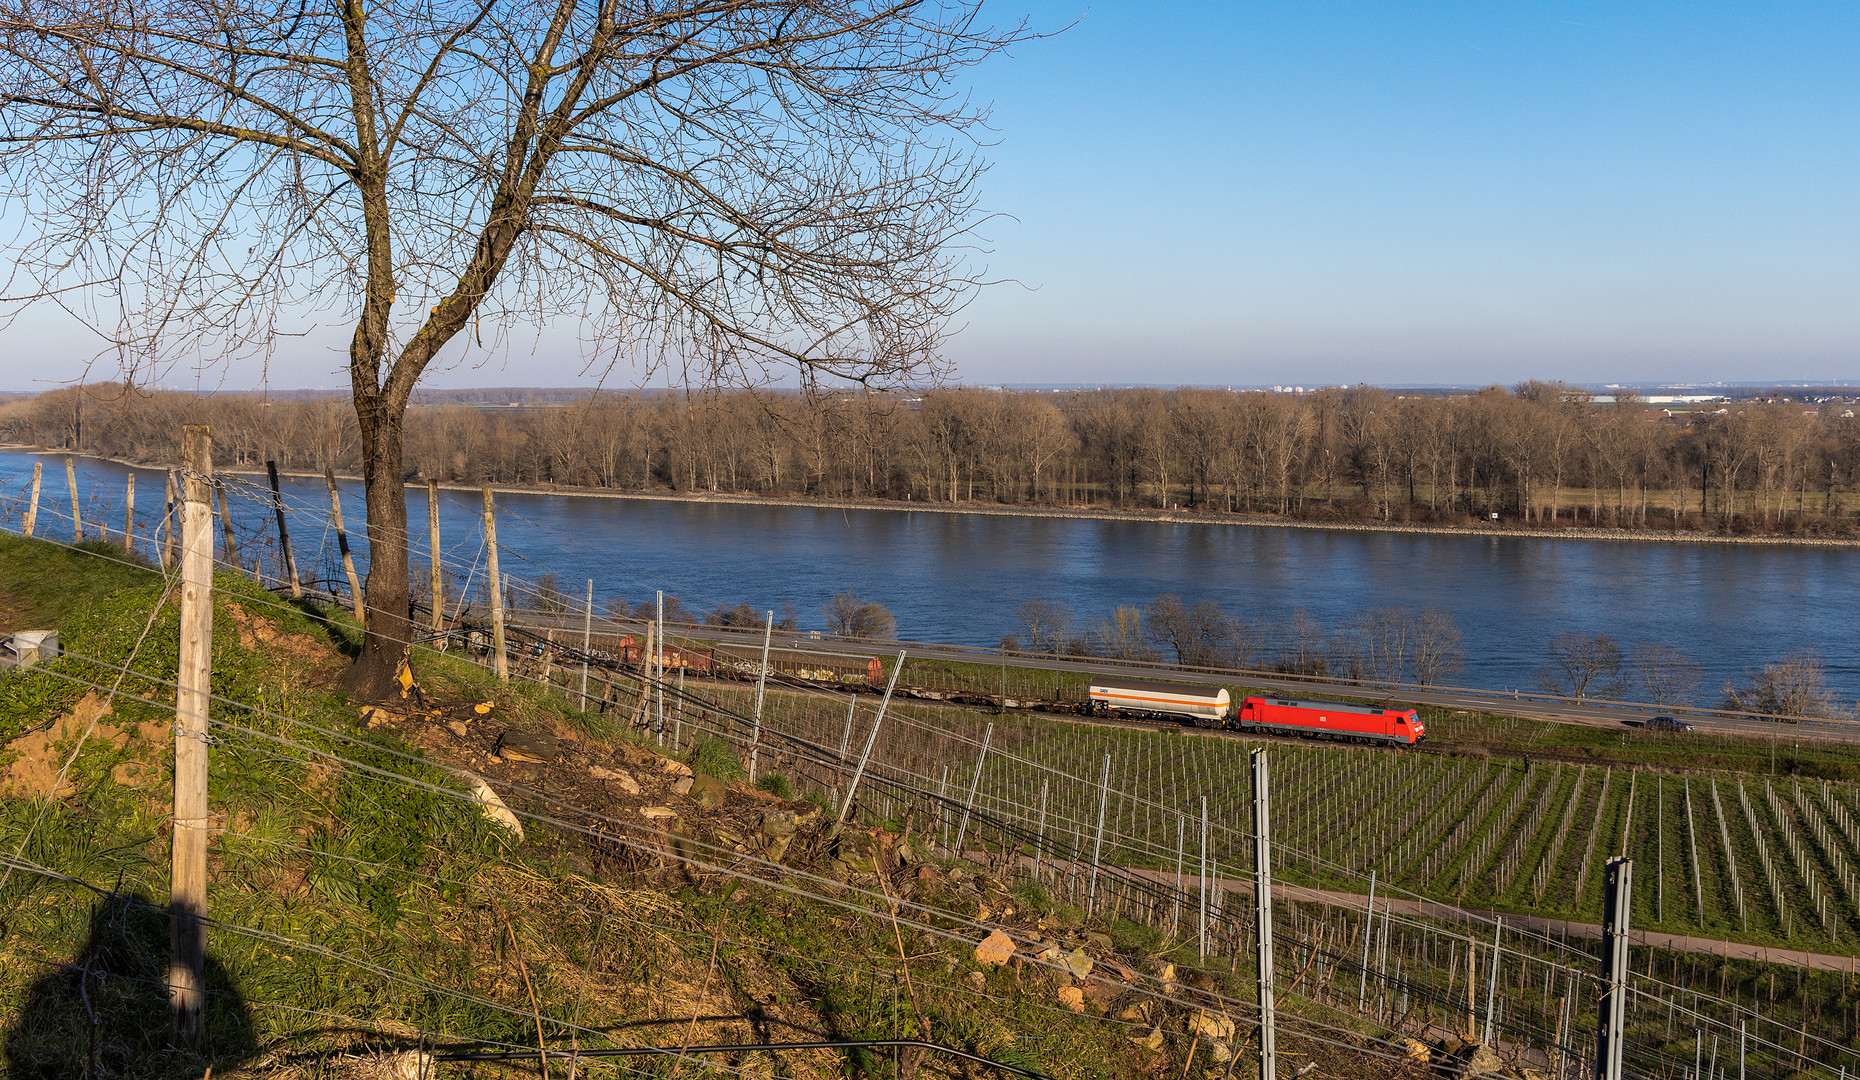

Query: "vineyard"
left=703, top=677, right=1860, bottom=955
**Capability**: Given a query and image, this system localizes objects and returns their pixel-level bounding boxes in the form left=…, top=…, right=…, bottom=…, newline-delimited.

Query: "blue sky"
left=956, top=1, right=1859, bottom=386
left=2, top=1, right=1856, bottom=391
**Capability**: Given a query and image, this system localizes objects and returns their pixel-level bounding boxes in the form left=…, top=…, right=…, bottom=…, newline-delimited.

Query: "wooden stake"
left=22, top=461, right=40, bottom=536
left=162, top=470, right=179, bottom=570
left=265, top=461, right=300, bottom=598
left=123, top=474, right=136, bottom=554
left=170, top=425, right=214, bottom=1039
left=324, top=469, right=366, bottom=625
left=215, top=480, right=238, bottom=572
left=64, top=456, right=81, bottom=542
left=483, top=487, right=507, bottom=680
left=428, top=480, right=444, bottom=633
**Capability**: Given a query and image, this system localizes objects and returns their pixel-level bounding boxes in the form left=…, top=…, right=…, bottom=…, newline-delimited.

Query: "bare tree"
left=1273, top=607, right=1327, bottom=676
left=821, top=590, right=896, bottom=641
left=1410, top=607, right=1465, bottom=687
left=1091, top=605, right=1156, bottom=662
left=1722, top=649, right=1838, bottom=720
left=1015, top=598, right=1074, bottom=655
left=1537, top=631, right=1627, bottom=702
left=1629, top=641, right=1702, bottom=706
left=0, top=0, right=1025, bottom=697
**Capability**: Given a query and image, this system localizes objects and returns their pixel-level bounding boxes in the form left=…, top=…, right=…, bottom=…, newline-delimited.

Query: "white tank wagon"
left=1087, top=678, right=1231, bottom=725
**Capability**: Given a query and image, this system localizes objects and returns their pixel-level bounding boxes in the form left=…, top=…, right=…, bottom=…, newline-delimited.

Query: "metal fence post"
left=1596, top=856, right=1632, bottom=1080
left=1086, top=754, right=1111, bottom=913
left=1357, top=871, right=1377, bottom=1013
left=1251, top=748, right=1276, bottom=1080
left=1484, top=917, right=1502, bottom=1046
left=748, top=610, right=773, bottom=778
left=266, top=461, right=300, bottom=598
left=837, top=651, right=905, bottom=826
left=579, top=579, right=593, bottom=710
left=953, top=723, right=994, bottom=855
left=1198, top=795, right=1209, bottom=960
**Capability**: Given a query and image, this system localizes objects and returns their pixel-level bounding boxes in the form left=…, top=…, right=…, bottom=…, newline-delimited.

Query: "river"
left=3, top=448, right=1855, bottom=705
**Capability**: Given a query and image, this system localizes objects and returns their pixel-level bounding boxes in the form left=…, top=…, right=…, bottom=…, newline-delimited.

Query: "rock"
left=714, top=828, right=747, bottom=851
left=639, top=806, right=678, bottom=820
left=360, top=705, right=391, bottom=728
left=446, top=721, right=469, bottom=738
left=1056, top=985, right=1085, bottom=1013
left=1037, top=944, right=1064, bottom=964
left=764, top=835, right=791, bottom=863
left=760, top=810, right=798, bottom=837
left=670, top=776, right=695, bottom=796
left=1397, top=1037, right=1431, bottom=1063
left=495, top=729, right=558, bottom=763
left=1083, top=980, right=1124, bottom=1009
left=590, top=766, right=641, bottom=794
left=1207, top=1040, right=1232, bottom=1064
left=1449, top=1042, right=1504, bottom=1078
left=661, top=758, right=694, bottom=777
left=974, top=930, right=1016, bottom=967
left=1190, top=1011, right=1234, bottom=1041
left=1083, top=931, right=1113, bottom=951
left=1062, top=949, right=1093, bottom=979
left=896, top=841, right=917, bottom=864
left=916, top=865, right=939, bottom=881
left=1156, top=962, right=1176, bottom=982
left=456, top=772, right=523, bottom=841
left=965, top=970, right=987, bottom=991
left=1130, top=1026, right=1164, bottom=1052
left=1117, top=1002, right=1150, bottom=1023
left=689, top=773, right=728, bottom=808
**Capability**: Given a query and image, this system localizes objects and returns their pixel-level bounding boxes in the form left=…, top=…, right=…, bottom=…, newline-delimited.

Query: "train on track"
left=1088, top=677, right=1424, bottom=747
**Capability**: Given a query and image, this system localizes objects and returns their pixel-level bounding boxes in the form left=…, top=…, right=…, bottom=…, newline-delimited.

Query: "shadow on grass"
left=4, top=891, right=254, bottom=1079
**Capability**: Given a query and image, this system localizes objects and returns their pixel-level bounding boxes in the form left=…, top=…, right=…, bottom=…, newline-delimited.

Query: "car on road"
left=1646, top=716, right=1695, bottom=733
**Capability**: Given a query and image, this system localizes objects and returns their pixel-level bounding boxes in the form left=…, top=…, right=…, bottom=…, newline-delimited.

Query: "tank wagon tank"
left=1088, top=678, right=1232, bottom=725
left=1234, top=696, right=1423, bottom=746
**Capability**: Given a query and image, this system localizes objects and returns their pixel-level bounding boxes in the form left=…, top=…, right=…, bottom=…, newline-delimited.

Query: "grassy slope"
left=2, top=534, right=1427, bottom=1080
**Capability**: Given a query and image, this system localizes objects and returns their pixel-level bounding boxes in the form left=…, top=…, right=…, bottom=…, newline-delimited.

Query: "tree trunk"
left=345, top=398, right=415, bottom=701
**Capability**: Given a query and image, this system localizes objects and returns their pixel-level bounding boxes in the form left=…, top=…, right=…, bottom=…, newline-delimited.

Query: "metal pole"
left=837, top=651, right=905, bottom=826
left=482, top=487, right=506, bottom=680
left=428, top=480, right=444, bottom=634
left=21, top=460, right=41, bottom=536
left=840, top=694, right=856, bottom=760
left=64, top=455, right=81, bottom=542
left=325, top=469, right=366, bottom=625
left=170, top=426, right=214, bottom=1038
left=654, top=591, right=666, bottom=743
left=264, top=461, right=300, bottom=597
left=1596, top=856, right=1632, bottom=1080
left=954, top=723, right=995, bottom=855
left=1484, top=917, right=1502, bottom=1046
left=1086, top=754, right=1111, bottom=912
left=1357, top=871, right=1377, bottom=1013
left=1251, top=748, right=1276, bottom=1080
left=1034, top=778, right=1050, bottom=883
left=579, top=579, right=594, bottom=710
left=1174, top=813, right=1187, bottom=936
left=748, top=610, right=773, bottom=778
left=1198, top=795, right=1209, bottom=960
left=1737, top=1022, right=1744, bottom=1080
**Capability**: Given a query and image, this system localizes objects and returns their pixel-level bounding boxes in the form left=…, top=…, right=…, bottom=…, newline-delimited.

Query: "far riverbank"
left=8, top=443, right=1857, bottom=550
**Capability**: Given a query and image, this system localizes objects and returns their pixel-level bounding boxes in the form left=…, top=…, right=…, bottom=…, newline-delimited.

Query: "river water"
left=3, top=448, right=1855, bottom=705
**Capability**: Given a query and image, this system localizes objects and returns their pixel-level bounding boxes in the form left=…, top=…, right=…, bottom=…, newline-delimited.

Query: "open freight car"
left=1088, top=678, right=1232, bottom=725
left=1234, top=696, right=1423, bottom=746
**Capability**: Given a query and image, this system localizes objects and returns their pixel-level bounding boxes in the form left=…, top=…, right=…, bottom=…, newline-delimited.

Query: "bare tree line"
left=6, top=381, right=1860, bottom=535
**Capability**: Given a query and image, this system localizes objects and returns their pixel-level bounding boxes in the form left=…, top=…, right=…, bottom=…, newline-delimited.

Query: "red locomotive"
left=1233, top=695, right=1424, bottom=747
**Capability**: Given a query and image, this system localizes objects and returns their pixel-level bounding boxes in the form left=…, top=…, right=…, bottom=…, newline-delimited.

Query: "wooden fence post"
left=215, top=479, right=238, bottom=572
left=325, top=469, right=365, bottom=625
left=428, top=480, right=444, bottom=633
left=22, top=461, right=41, bottom=536
left=170, top=425, right=214, bottom=1039
left=265, top=461, right=301, bottom=597
left=162, top=470, right=179, bottom=570
left=483, top=487, right=507, bottom=680
left=64, top=456, right=81, bottom=542
left=123, top=475, right=136, bottom=554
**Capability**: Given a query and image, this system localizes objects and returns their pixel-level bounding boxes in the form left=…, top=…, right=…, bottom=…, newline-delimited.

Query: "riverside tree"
left=0, top=0, right=1027, bottom=697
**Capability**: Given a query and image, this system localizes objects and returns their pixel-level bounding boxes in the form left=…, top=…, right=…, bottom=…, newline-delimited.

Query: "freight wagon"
left=711, top=644, right=884, bottom=685
left=1088, top=678, right=1232, bottom=724
left=1234, top=696, right=1423, bottom=746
